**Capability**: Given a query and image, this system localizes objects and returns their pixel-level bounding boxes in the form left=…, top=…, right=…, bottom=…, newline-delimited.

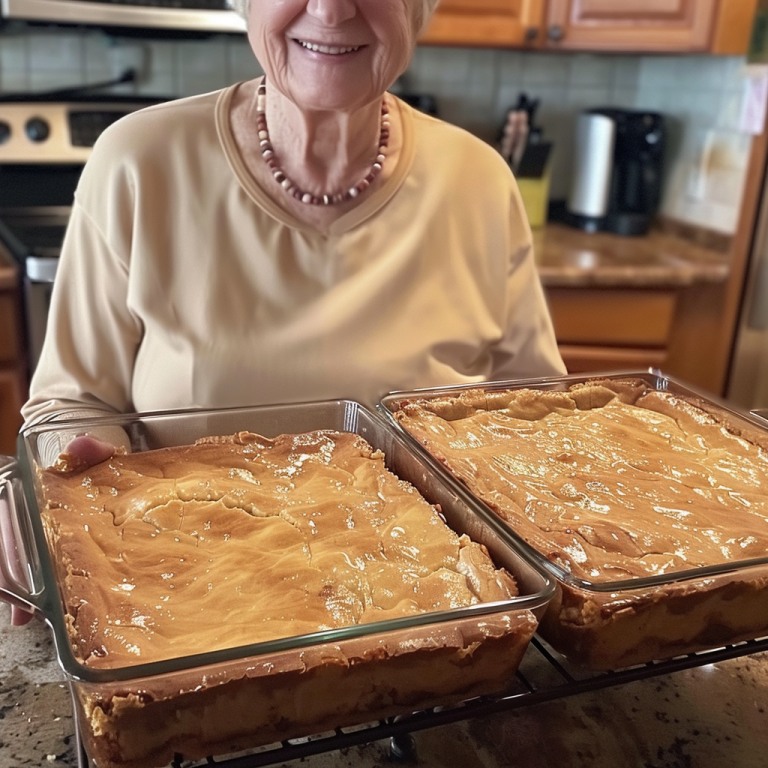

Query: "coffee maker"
left=566, top=108, right=665, bottom=236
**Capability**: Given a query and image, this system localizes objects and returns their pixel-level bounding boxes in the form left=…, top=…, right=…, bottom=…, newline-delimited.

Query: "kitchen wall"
left=0, top=22, right=754, bottom=234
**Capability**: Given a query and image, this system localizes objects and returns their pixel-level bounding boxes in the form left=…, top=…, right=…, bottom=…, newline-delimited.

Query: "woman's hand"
left=2, top=435, right=117, bottom=624
left=52, top=434, right=117, bottom=473
left=2, top=435, right=118, bottom=625
left=65, top=435, right=117, bottom=466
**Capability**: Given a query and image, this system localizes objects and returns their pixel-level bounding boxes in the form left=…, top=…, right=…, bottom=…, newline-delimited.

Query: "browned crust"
left=542, top=568, right=768, bottom=669
left=391, top=377, right=768, bottom=668
left=77, top=611, right=537, bottom=768
left=37, top=428, right=540, bottom=766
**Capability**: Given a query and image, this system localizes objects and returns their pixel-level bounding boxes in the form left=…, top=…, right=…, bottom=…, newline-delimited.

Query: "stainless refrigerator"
left=727, top=166, right=768, bottom=412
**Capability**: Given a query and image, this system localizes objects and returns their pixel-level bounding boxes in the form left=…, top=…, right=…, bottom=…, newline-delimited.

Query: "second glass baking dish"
left=378, top=370, right=768, bottom=670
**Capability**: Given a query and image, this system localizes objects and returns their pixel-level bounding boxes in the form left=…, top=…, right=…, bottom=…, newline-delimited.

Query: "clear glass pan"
left=8, top=399, right=555, bottom=685
left=378, top=370, right=768, bottom=668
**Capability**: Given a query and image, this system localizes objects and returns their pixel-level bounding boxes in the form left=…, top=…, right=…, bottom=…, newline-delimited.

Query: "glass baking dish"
left=378, top=370, right=768, bottom=670
left=2, top=400, right=554, bottom=768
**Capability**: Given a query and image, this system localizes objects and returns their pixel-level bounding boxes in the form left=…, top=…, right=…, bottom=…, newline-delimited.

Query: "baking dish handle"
left=0, top=456, right=44, bottom=619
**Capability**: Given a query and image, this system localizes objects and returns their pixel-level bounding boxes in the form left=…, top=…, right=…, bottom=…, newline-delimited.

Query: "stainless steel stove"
left=0, top=0, right=245, bottom=34
left=0, top=96, right=160, bottom=373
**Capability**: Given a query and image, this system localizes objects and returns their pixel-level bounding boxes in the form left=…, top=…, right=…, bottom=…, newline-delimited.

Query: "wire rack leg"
left=389, top=733, right=418, bottom=762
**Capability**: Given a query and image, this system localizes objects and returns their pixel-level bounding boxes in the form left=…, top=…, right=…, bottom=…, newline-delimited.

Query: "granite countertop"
left=2, top=601, right=767, bottom=768
left=534, top=222, right=730, bottom=288
left=0, top=220, right=728, bottom=293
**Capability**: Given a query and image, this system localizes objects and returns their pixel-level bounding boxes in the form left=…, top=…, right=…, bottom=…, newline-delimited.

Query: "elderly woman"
left=22, top=0, right=563, bottom=434
left=10, top=0, right=565, bottom=622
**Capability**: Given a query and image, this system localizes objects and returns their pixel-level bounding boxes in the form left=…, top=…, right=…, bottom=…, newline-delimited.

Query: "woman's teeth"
left=298, top=41, right=361, bottom=55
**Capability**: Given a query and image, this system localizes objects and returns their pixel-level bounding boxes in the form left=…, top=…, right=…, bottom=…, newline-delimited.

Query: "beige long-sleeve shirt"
left=22, top=83, right=564, bottom=431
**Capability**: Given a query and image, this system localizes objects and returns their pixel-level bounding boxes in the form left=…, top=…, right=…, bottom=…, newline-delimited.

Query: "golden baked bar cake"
left=38, top=429, right=538, bottom=768
left=391, top=377, right=768, bottom=669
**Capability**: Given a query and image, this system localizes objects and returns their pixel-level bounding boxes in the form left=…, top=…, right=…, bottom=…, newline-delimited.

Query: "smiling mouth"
left=296, top=40, right=363, bottom=55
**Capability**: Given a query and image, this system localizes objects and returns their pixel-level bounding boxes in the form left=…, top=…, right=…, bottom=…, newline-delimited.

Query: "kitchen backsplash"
left=0, top=23, right=754, bottom=234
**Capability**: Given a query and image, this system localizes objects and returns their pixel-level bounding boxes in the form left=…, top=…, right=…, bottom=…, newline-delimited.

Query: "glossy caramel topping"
left=394, top=381, right=768, bottom=583
left=40, top=430, right=517, bottom=669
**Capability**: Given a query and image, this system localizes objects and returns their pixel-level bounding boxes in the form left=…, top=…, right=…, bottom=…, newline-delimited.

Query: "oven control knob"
left=0, top=120, right=10, bottom=144
left=25, top=117, right=51, bottom=143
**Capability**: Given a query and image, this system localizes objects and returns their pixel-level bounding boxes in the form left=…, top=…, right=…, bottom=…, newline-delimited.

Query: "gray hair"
left=227, top=1, right=439, bottom=34
left=227, top=0, right=247, bottom=18
left=416, top=0, right=441, bottom=33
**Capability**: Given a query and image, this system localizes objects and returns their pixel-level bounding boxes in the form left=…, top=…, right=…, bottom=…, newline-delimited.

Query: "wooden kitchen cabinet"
left=0, top=257, right=25, bottom=457
left=419, top=0, right=544, bottom=47
left=0, top=369, right=24, bottom=457
left=546, top=286, right=675, bottom=373
left=420, top=0, right=757, bottom=54
left=541, top=0, right=758, bottom=54
left=545, top=282, right=732, bottom=394
left=535, top=222, right=733, bottom=394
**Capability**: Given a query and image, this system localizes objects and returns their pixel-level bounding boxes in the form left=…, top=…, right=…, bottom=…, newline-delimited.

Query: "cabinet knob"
left=524, top=26, right=539, bottom=43
left=547, top=24, right=564, bottom=42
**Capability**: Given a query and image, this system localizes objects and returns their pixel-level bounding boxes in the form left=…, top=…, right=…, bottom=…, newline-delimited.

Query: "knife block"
left=517, top=169, right=550, bottom=228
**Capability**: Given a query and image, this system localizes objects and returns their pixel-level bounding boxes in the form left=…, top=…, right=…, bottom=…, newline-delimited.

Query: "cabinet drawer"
left=546, top=288, right=677, bottom=346
left=558, top=344, right=668, bottom=374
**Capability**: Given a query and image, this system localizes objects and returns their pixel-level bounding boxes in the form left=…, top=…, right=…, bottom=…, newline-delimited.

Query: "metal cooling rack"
left=73, top=634, right=768, bottom=768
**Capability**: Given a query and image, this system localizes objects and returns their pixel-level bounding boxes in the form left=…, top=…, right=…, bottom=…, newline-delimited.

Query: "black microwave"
left=0, top=0, right=245, bottom=34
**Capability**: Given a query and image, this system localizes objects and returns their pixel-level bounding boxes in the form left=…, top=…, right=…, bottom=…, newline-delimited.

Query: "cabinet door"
left=546, top=287, right=677, bottom=347
left=420, top=0, right=544, bottom=47
left=557, top=344, right=667, bottom=373
left=0, top=289, right=22, bottom=364
left=545, top=285, right=676, bottom=374
left=544, top=0, right=719, bottom=52
left=0, top=368, right=24, bottom=457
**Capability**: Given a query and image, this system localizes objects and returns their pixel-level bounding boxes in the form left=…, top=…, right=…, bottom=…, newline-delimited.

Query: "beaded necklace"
left=255, top=80, right=390, bottom=206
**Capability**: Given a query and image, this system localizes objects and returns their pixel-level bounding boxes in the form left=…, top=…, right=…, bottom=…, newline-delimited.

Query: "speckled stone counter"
left=2, top=601, right=767, bottom=768
left=534, top=223, right=730, bottom=288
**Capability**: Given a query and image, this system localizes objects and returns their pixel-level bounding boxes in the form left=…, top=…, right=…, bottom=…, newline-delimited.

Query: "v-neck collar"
left=216, top=81, right=416, bottom=239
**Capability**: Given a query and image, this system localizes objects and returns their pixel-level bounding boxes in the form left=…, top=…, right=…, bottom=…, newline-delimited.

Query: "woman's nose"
left=305, top=0, right=357, bottom=25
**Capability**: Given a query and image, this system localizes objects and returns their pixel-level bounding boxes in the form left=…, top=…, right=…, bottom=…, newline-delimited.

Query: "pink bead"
left=257, top=78, right=387, bottom=206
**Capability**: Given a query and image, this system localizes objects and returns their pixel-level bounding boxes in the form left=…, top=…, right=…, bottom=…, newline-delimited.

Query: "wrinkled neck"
left=252, top=78, right=385, bottom=195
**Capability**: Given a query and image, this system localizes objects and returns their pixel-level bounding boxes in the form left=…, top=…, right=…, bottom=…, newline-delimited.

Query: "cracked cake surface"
left=392, top=379, right=768, bottom=583
left=39, top=429, right=518, bottom=669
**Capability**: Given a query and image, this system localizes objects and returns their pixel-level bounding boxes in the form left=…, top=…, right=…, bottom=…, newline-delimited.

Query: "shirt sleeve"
left=21, top=200, right=142, bottom=431
left=489, top=185, right=566, bottom=381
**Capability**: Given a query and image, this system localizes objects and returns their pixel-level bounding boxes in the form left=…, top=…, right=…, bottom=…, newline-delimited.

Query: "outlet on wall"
left=686, top=163, right=708, bottom=200
left=685, top=130, right=715, bottom=201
